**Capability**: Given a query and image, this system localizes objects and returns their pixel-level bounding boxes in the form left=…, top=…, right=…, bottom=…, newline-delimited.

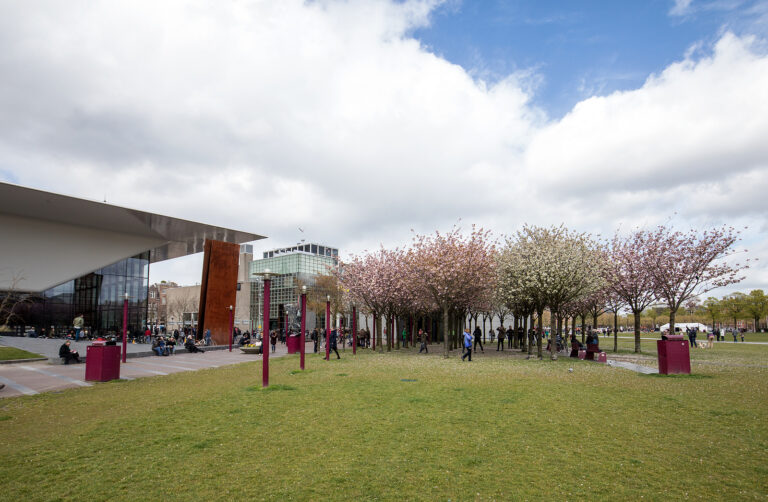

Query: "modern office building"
left=163, top=244, right=255, bottom=332
left=250, top=243, right=339, bottom=331
left=0, top=182, right=264, bottom=337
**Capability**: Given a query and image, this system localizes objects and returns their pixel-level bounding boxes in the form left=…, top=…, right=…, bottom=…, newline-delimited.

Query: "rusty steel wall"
left=198, top=239, right=239, bottom=346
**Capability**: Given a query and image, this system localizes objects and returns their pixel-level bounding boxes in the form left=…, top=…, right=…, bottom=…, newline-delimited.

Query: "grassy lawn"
left=0, top=346, right=43, bottom=361
left=1, top=347, right=766, bottom=501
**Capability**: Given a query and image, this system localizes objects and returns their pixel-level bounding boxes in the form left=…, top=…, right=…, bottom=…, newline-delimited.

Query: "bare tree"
left=0, top=270, right=32, bottom=330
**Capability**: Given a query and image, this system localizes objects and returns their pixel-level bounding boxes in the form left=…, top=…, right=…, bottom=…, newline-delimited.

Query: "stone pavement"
left=0, top=337, right=314, bottom=398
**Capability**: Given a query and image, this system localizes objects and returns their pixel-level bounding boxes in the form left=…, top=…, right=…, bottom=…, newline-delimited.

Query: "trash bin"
left=286, top=335, right=300, bottom=354
left=85, top=344, right=121, bottom=382
left=657, top=334, right=690, bottom=375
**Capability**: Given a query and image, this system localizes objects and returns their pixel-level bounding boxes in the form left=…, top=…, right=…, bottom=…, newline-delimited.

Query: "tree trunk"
left=550, top=313, right=559, bottom=360
left=442, top=306, right=450, bottom=358
left=521, top=315, right=528, bottom=352
left=571, top=317, right=577, bottom=344
left=512, top=316, right=519, bottom=349
left=537, top=308, right=544, bottom=359
left=669, top=309, right=677, bottom=338
left=482, top=317, right=486, bottom=343
left=634, top=309, right=642, bottom=353
left=581, top=315, right=586, bottom=344
left=613, top=312, right=618, bottom=353
left=376, top=314, right=383, bottom=352
left=395, top=317, right=401, bottom=350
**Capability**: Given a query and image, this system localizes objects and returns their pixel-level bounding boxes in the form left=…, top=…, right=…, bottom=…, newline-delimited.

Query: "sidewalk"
left=0, top=338, right=312, bottom=399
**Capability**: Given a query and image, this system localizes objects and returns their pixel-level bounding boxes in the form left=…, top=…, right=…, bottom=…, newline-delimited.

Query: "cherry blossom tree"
left=606, top=230, right=659, bottom=353
left=409, top=226, right=496, bottom=358
left=498, top=225, right=606, bottom=360
left=646, top=225, right=748, bottom=334
left=603, top=291, right=626, bottom=353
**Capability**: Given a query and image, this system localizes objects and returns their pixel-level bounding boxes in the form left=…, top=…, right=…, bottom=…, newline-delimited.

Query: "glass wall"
left=8, top=252, right=149, bottom=338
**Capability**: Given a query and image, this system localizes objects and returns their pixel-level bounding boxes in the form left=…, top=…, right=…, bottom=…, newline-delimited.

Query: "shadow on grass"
left=289, top=369, right=315, bottom=375
left=643, top=373, right=713, bottom=379
left=245, top=384, right=297, bottom=392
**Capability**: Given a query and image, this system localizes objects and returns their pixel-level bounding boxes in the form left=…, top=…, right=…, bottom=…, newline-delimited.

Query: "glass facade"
left=250, top=250, right=337, bottom=331
left=8, top=252, right=150, bottom=338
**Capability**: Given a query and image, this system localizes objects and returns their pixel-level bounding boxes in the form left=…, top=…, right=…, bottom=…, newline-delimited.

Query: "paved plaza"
left=0, top=336, right=312, bottom=398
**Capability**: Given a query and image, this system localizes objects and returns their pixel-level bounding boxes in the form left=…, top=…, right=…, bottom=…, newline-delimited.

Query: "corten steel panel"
left=198, top=240, right=239, bottom=346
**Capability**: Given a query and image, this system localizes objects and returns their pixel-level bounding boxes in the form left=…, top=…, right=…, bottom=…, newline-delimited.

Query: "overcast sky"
left=1, top=0, right=766, bottom=295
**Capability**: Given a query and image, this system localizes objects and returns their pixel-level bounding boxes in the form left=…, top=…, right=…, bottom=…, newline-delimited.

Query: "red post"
left=352, top=305, right=357, bottom=355
left=228, top=305, right=234, bottom=352
left=300, top=290, right=307, bottom=370
left=121, top=293, right=128, bottom=363
left=325, top=298, right=331, bottom=361
left=262, top=278, right=271, bottom=388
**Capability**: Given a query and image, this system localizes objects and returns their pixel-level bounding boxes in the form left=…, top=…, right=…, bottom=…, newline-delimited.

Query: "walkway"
left=0, top=337, right=311, bottom=398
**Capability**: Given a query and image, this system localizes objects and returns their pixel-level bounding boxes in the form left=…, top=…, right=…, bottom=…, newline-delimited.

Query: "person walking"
left=473, top=326, right=483, bottom=353
left=204, top=329, right=212, bottom=346
left=311, top=328, right=319, bottom=353
left=329, top=329, right=340, bottom=359
left=270, top=331, right=277, bottom=353
left=418, top=329, right=428, bottom=353
left=506, top=326, right=514, bottom=349
left=496, top=326, right=505, bottom=351
left=461, top=328, right=473, bottom=361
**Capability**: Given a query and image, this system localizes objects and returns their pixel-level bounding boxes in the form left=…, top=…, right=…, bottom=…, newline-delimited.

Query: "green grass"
left=0, top=346, right=43, bottom=361
left=1, top=349, right=766, bottom=501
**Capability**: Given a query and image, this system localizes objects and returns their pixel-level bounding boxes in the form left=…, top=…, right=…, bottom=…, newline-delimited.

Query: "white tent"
left=659, top=322, right=709, bottom=332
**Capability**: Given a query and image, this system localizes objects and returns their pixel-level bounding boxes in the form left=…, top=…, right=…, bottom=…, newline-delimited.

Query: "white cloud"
left=0, top=0, right=767, bottom=293
left=670, top=0, right=694, bottom=16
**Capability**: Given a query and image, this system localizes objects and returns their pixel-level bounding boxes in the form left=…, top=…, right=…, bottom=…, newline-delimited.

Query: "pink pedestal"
left=657, top=336, right=691, bottom=374
left=286, top=335, right=300, bottom=354
left=597, top=352, right=607, bottom=363
left=578, top=349, right=586, bottom=360
left=85, top=345, right=121, bottom=382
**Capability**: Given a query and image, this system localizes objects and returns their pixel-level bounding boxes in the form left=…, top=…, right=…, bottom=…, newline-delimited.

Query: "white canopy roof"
left=0, top=182, right=265, bottom=291
left=659, top=322, right=709, bottom=332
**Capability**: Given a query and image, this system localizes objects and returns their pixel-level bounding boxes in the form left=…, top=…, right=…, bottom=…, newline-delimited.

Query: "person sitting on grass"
left=59, top=341, right=81, bottom=364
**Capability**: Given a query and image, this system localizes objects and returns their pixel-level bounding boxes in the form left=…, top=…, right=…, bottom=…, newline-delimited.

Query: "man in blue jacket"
left=461, top=328, right=473, bottom=361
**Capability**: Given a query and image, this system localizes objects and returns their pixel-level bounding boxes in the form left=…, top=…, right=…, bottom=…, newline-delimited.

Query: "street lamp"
left=352, top=302, right=357, bottom=356
left=325, top=294, right=331, bottom=361
left=122, top=292, right=129, bottom=363
left=253, top=269, right=272, bottom=387
left=300, top=285, right=307, bottom=370
left=228, top=305, right=234, bottom=352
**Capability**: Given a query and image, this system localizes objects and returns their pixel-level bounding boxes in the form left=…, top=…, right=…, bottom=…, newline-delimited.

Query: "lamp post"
left=300, top=285, right=307, bottom=370
left=352, top=303, right=357, bottom=355
left=228, top=305, right=234, bottom=352
left=325, top=294, right=331, bottom=361
left=121, top=292, right=129, bottom=363
left=253, top=269, right=272, bottom=387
